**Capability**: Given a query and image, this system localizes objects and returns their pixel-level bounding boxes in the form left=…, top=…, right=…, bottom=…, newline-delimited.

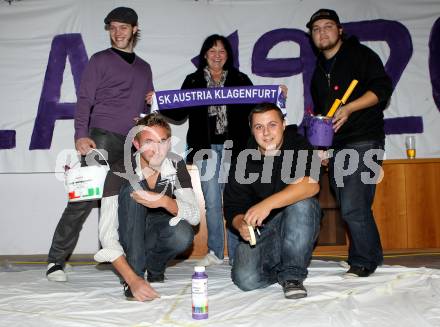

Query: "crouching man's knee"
left=231, top=246, right=266, bottom=291
left=232, top=267, right=261, bottom=292
left=172, top=220, right=194, bottom=253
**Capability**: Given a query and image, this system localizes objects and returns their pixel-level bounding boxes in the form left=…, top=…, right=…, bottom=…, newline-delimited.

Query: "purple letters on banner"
left=344, top=20, right=421, bottom=135
left=384, top=116, right=424, bottom=134
left=343, top=20, right=412, bottom=90
left=0, top=130, right=16, bottom=149
left=155, top=85, right=284, bottom=110
left=252, top=28, right=315, bottom=112
left=29, top=34, right=88, bottom=149
left=429, top=17, right=440, bottom=111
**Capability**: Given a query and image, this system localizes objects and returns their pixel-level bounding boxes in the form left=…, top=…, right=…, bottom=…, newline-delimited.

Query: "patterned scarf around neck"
left=204, top=67, right=228, bottom=135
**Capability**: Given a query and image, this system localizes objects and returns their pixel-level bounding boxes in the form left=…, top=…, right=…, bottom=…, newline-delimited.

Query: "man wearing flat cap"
left=307, top=9, right=392, bottom=278
left=46, top=7, right=154, bottom=295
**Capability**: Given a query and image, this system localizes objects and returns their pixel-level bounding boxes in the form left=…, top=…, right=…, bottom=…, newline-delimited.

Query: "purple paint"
left=306, top=116, right=334, bottom=147
left=429, top=17, right=440, bottom=111
left=343, top=20, right=412, bottom=90
left=252, top=28, right=315, bottom=111
left=384, top=116, right=424, bottom=134
left=192, top=266, right=208, bottom=320
left=29, top=33, right=88, bottom=150
left=338, top=20, right=422, bottom=135
left=0, top=130, right=16, bottom=149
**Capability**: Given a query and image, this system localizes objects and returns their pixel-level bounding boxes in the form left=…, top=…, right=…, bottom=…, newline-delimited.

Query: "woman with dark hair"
left=161, top=34, right=254, bottom=266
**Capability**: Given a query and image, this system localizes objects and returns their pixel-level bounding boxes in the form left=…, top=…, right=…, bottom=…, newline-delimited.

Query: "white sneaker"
left=339, top=261, right=350, bottom=269
left=46, top=263, right=67, bottom=282
left=197, top=251, right=223, bottom=266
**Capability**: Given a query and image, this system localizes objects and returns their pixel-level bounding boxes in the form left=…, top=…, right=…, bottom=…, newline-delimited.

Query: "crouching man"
left=223, top=103, right=321, bottom=299
left=94, top=113, right=200, bottom=301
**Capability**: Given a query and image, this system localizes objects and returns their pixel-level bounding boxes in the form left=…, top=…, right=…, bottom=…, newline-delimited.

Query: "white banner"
left=1, top=0, right=439, bottom=172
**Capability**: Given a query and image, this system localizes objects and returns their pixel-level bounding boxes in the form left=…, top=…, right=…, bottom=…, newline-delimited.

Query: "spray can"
left=192, top=266, right=208, bottom=319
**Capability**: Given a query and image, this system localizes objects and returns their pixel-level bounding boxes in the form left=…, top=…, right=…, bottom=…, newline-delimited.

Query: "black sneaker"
left=147, top=271, right=165, bottom=283
left=282, top=280, right=307, bottom=299
left=345, top=265, right=375, bottom=278
left=122, top=282, right=136, bottom=301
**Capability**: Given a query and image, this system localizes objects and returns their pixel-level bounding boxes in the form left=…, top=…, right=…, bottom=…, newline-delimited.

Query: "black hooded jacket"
left=311, top=36, right=393, bottom=147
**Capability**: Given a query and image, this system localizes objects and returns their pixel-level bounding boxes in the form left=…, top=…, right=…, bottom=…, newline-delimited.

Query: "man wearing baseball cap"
left=46, top=7, right=155, bottom=298
left=308, top=9, right=392, bottom=278
left=306, top=8, right=341, bottom=29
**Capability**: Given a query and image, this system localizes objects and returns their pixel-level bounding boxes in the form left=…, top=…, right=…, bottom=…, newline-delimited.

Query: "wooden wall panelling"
left=373, top=163, right=408, bottom=249
left=406, top=163, right=440, bottom=248
left=183, top=166, right=208, bottom=258
left=186, top=159, right=440, bottom=258
left=316, top=171, right=346, bottom=247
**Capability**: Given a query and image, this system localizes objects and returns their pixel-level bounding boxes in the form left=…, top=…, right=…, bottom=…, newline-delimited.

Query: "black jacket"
left=311, top=36, right=392, bottom=146
left=223, top=125, right=319, bottom=228
left=160, top=68, right=253, bottom=163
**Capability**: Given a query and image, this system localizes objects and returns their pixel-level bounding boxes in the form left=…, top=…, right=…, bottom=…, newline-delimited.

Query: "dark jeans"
left=329, top=140, right=384, bottom=270
left=118, top=182, right=194, bottom=278
left=47, top=128, right=125, bottom=266
left=232, top=198, right=321, bottom=291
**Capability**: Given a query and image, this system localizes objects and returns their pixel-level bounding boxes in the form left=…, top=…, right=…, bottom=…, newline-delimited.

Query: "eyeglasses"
left=311, top=24, right=337, bottom=34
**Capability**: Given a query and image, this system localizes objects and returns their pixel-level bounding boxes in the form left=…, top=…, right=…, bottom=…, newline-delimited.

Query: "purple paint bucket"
left=306, top=115, right=334, bottom=147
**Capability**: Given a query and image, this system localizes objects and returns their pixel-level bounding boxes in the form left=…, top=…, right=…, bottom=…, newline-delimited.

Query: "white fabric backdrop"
left=0, top=0, right=439, bottom=173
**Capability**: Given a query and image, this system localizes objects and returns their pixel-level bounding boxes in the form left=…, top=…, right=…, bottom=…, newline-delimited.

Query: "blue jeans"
left=329, top=140, right=384, bottom=270
left=194, top=144, right=238, bottom=260
left=118, top=182, right=194, bottom=277
left=232, top=198, right=321, bottom=291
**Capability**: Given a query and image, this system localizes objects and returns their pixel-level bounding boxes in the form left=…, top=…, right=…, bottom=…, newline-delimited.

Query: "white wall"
left=0, top=124, right=189, bottom=255
left=0, top=173, right=99, bottom=255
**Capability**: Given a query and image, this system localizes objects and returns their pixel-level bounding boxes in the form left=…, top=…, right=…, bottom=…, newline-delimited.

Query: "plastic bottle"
left=192, top=266, right=208, bottom=319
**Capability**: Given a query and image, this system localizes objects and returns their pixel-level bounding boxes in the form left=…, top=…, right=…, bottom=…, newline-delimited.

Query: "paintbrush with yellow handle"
left=326, top=79, right=358, bottom=118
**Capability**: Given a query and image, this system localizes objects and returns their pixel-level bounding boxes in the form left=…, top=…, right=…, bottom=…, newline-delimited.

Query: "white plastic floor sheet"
left=1, top=260, right=440, bottom=327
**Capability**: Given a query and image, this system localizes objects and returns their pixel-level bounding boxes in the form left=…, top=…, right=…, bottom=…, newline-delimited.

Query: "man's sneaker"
left=345, top=265, right=375, bottom=278
left=46, top=263, right=67, bottom=282
left=147, top=271, right=165, bottom=283
left=122, top=282, right=136, bottom=301
left=282, top=280, right=307, bottom=299
left=196, top=250, right=223, bottom=266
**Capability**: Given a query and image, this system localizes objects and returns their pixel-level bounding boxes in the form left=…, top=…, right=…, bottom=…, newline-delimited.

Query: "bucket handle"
left=68, top=148, right=110, bottom=170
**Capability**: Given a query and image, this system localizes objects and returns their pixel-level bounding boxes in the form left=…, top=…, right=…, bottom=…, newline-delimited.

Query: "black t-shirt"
left=111, top=47, right=135, bottom=64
